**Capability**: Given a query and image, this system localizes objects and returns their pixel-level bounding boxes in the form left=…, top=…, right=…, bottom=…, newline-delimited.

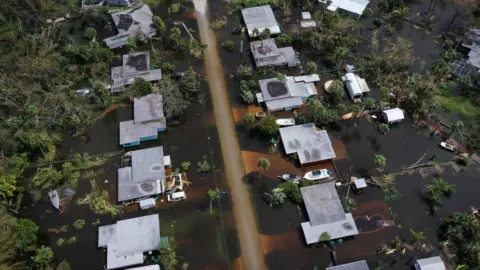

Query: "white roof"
left=138, top=198, right=156, bottom=208
left=383, top=108, right=404, bottom=122
left=415, top=257, right=445, bottom=270
left=343, top=72, right=363, bottom=96
left=294, top=74, right=320, bottom=83
left=354, top=178, right=367, bottom=189
left=320, top=0, right=370, bottom=16
left=301, top=213, right=359, bottom=244
left=301, top=12, right=312, bottom=20
left=327, top=260, right=369, bottom=270
left=301, top=183, right=346, bottom=226
left=98, top=214, right=161, bottom=269
left=127, top=266, right=160, bottom=270
left=241, top=5, right=281, bottom=37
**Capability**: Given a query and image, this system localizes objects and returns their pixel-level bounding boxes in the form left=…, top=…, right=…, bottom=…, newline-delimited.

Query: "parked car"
left=167, top=120, right=180, bottom=127
left=229, top=28, right=242, bottom=35
left=277, top=174, right=302, bottom=184
left=76, top=89, right=91, bottom=96
left=168, top=191, right=187, bottom=202
left=171, top=72, right=185, bottom=79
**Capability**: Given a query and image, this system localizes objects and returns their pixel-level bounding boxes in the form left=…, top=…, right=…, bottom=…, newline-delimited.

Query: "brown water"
left=193, top=1, right=266, bottom=269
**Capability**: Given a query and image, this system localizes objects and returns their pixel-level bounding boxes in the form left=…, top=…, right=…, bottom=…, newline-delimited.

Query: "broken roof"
left=104, top=5, right=157, bottom=49
left=111, top=52, right=162, bottom=93
left=134, top=94, right=165, bottom=123
left=326, top=260, right=369, bottom=270
left=241, top=5, right=280, bottom=37
left=119, top=120, right=165, bottom=145
left=301, top=183, right=345, bottom=226
left=98, top=214, right=160, bottom=269
left=250, top=39, right=297, bottom=67
left=279, top=123, right=336, bottom=164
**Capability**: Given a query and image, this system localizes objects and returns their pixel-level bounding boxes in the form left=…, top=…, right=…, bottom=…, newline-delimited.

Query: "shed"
left=343, top=72, right=363, bottom=101
left=382, top=108, right=404, bottom=124
left=326, top=260, right=369, bottom=270
left=414, top=257, right=445, bottom=270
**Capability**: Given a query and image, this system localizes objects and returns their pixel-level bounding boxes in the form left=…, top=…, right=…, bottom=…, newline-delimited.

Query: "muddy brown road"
left=193, top=1, right=266, bottom=269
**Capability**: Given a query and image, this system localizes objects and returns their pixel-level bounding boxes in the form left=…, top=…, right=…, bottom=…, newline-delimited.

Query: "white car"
left=168, top=191, right=186, bottom=202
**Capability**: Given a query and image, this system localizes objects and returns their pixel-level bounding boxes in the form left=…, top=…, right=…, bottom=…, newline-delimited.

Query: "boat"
left=48, top=189, right=60, bottom=210
left=255, top=112, right=266, bottom=119
left=275, top=118, right=295, bottom=126
left=277, top=174, right=302, bottom=184
left=440, top=142, right=456, bottom=152
left=303, top=169, right=333, bottom=181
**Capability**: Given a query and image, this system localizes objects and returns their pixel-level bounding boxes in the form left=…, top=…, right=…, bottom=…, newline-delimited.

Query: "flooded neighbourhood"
left=2, top=0, right=480, bottom=269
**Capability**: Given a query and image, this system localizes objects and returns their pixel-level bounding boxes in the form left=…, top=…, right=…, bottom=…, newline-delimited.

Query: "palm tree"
left=328, top=46, right=350, bottom=69
left=374, top=154, right=386, bottom=170
left=257, top=158, right=270, bottom=186
left=377, top=123, right=390, bottom=136
left=410, top=229, right=426, bottom=246
left=430, top=178, right=456, bottom=196
left=264, top=188, right=286, bottom=207
left=207, top=189, right=220, bottom=214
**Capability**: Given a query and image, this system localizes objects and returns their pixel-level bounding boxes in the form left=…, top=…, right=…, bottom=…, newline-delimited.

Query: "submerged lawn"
left=435, top=93, right=480, bottom=119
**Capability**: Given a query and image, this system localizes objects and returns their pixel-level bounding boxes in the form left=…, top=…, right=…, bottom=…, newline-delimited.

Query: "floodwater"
left=193, top=0, right=266, bottom=269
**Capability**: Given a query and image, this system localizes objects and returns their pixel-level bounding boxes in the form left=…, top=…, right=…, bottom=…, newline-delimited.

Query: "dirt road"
left=193, top=1, right=266, bottom=269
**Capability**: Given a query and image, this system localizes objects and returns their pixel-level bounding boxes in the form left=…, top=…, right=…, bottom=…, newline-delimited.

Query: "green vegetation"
left=56, top=238, right=65, bottom=247
left=257, top=115, right=279, bottom=137
left=374, top=154, right=386, bottom=169
left=180, top=67, right=200, bottom=95
left=158, top=239, right=180, bottom=270
left=319, top=232, right=331, bottom=241
left=264, top=188, right=286, bottom=207
left=244, top=112, right=256, bottom=128
left=377, top=124, right=390, bottom=136
left=239, top=80, right=258, bottom=104
left=329, top=81, right=345, bottom=105
left=257, top=157, right=270, bottom=186
left=277, top=182, right=303, bottom=204
left=210, top=16, right=228, bottom=30
left=307, top=61, right=318, bottom=74
left=77, top=179, right=121, bottom=217
left=381, top=175, right=400, bottom=202
left=13, top=219, right=39, bottom=253
left=436, top=94, right=480, bottom=119
left=197, top=155, right=212, bottom=173
left=33, top=246, right=53, bottom=268
left=207, top=189, right=220, bottom=214
left=73, top=219, right=86, bottom=230
left=181, top=162, right=191, bottom=171
left=237, top=63, right=254, bottom=78
left=423, top=178, right=456, bottom=212
left=222, top=40, right=235, bottom=52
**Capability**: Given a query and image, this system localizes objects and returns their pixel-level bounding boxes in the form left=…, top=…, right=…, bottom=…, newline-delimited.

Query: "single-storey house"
left=382, top=108, right=404, bottom=124
left=111, top=52, right=162, bottom=93
left=241, top=5, right=281, bottom=37
left=319, top=0, right=370, bottom=18
left=452, top=28, right=480, bottom=76
left=279, top=123, right=336, bottom=166
left=250, top=39, right=297, bottom=68
left=98, top=214, right=160, bottom=269
left=342, top=72, right=370, bottom=102
left=300, top=183, right=359, bottom=245
left=414, top=257, right=446, bottom=270
left=119, top=94, right=166, bottom=147
left=103, top=5, right=157, bottom=49
left=256, top=74, right=319, bottom=111
left=327, top=260, right=369, bottom=270
left=118, top=146, right=170, bottom=202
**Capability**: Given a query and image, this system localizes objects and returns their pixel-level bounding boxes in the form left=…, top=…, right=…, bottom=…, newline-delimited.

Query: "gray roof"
left=134, top=94, right=165, bottom=123
left=301, top=213, right=359, bottom=244
left=111, top=52, right=162, bottom=93
left=117, top=147, right=165, bottom=201
left=279, top=123, right=336, bottom=164
left=258, top=76, right=317, bottom=111
left=250, top=39, right=296, bottom=67
left=415, top=257, right=445, bottom=270
left=241, top=5, right=280, bottom=37
left=98, top=214, right=160, bottom=269
left=301, top=183, right=345, bottom=226
left=326, top=260, right=369, bottom=270
left=119, top=120, right=165, bottom=145
left=104, top=5, right=157, bottom=49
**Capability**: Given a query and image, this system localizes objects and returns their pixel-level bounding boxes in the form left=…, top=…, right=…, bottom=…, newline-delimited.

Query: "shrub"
left=73, top=219, right=85, bottom=230
left=278, top=182, right=303, bottom=204
left=197, top=156, right=211, bottom=173
left=84, top=27, right=97, bottom=40
left=244, top=112, right=256, bottom=127
left=181, top=161, right=191, bottom=171
left=240, top=89, right=255, bottom=104
left=222, top=40, right=235, bottom=52
left=56, top=238, right=65, bottom=247
left=307, top=61, right=317, bottom=74
left=237, top=63, right=253, bottom=77
left=171, top=3, right=181, bottom=13
left=210, top=16, right=227, bottom=30
left=257, top=115, right=279, bottom=137
left=13, top=219, right=39, bottom=252
left=276, top=33, right=293, bottom=46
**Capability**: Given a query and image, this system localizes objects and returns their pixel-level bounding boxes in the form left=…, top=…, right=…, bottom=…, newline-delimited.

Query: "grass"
left=435, top=94, right=480, bottom=119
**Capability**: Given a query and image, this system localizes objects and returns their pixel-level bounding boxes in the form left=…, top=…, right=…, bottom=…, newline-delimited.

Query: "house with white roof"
left=319, top=0, right=371, bottom=18
left=414, top=256, right=446, bottom=270
left=241, top=5, right=281, bottom=37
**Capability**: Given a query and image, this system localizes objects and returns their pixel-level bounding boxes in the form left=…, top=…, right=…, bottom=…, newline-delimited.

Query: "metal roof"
left=320, top=0, right=370, bottom=16
left=279, top=123, right=336, bottom=164
left=301, top=213, right=359, bottom=244
left=301, top=12, right=312, bottom=20
left=111, top=52, right=162, bottom=93
left=354, top=178, right=367, bottom=189
left=104, top=5, right=157, bottom=49
left=119, top=120, right=165, bottom=145
left=134, top=94, right=165, bottom=123
left=415, top=257, right=445, bottom=270
left=258, top=76, right=316, bottom=111
left=127, top=265, right=160, bottom=270
left=326, top=260, right=369, bottom=270
left=241, top=5, right=280, bottom=37
left=117, top=147, right=165, bottom=202
left=382, top=108, right=404, bottom=123
left=98, top=214, right=161, bottom=269
left=300, top=183, right=346, bottom=226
